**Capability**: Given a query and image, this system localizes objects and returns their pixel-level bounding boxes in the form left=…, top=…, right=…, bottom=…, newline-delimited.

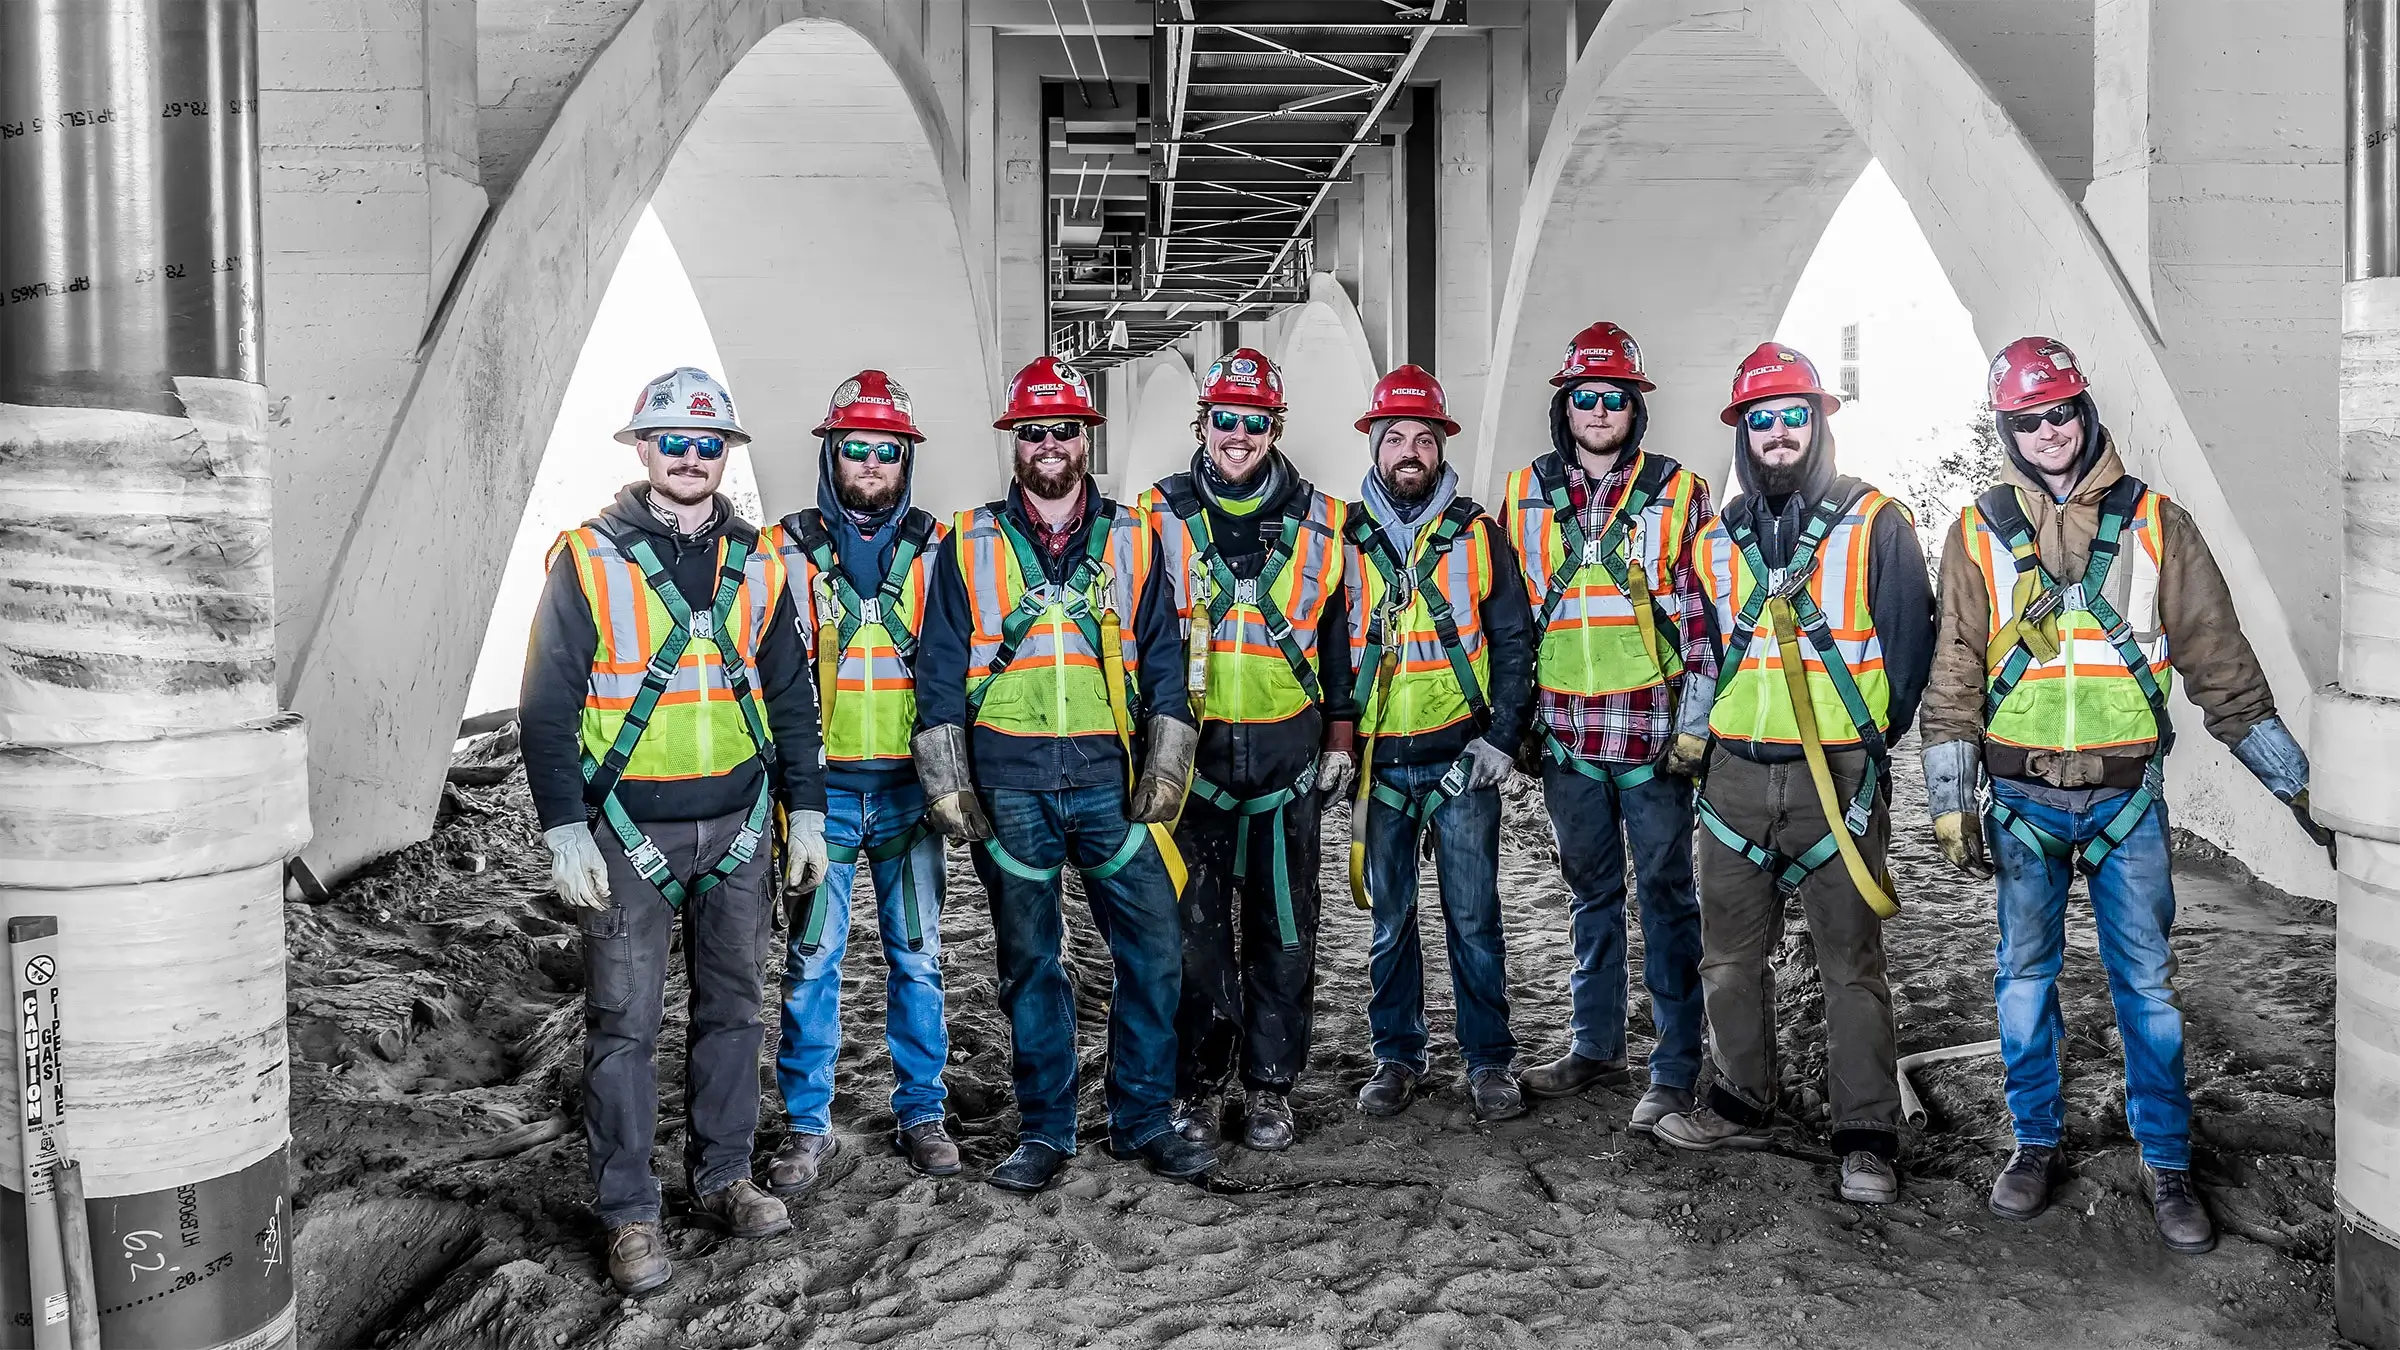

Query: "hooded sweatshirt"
left=1695, top=409, right=1936, bottom=765
left=1920, top=430, right=2278, bottom=788
left=521, top=484, right=826, bottom=831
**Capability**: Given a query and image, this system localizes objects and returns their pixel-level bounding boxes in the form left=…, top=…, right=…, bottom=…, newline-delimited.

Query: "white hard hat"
left=616, top=366, right=750, bottom=445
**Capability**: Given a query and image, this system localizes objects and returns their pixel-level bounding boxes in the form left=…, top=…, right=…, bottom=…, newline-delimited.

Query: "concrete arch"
left=285, top=0, right=992, bottom=880
left=1114, top=350, right=1201, bottom=498
left=1481, top=0, right=2328, bottom=896
left=1271, top=273, right=1380, bottom=496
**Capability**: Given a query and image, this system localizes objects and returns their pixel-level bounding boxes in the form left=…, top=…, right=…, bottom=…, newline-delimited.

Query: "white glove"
left=544, top=823, right=611, bottom=910
left=1315, top=749, right=1357, bottom=804
left=1463, top=738, right=1515, bottom=791
left=786, top=809, right=829, bottom=893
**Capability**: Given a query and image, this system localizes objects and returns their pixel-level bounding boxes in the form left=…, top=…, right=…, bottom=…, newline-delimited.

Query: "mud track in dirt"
left=288, top=739, right=2341, bottom=1349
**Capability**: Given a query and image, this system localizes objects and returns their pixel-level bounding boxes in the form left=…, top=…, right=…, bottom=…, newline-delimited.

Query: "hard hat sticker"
left=1230, top=357, right=1258, bottom=377
left=689, top=392, right=717, bottom=415
left=832, top=378, right=862, bottom=407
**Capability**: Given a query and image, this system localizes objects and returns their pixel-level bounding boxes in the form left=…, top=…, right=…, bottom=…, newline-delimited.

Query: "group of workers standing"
left=523, top=324, right=2336, bottom=1296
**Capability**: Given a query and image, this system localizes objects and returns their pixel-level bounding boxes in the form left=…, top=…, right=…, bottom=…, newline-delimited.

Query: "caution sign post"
left=10, top=915, right=69, bottom=1350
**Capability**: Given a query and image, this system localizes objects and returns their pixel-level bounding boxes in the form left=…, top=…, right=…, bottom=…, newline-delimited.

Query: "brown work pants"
left=1695, top=745, right=1902, bottom=1154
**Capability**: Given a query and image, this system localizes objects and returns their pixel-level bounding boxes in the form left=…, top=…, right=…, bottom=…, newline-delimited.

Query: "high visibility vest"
left=954, top=498, right=1154, bottom=739
left=1959, top=482, right=2172, bottom=753
left=1343, top=501, right=1496, bottom=738
left=550, top=524, right=784, bottom=782
left=1696, top=490, right=1900, bottom=746
left=765, top=507, right=946, bottom=765
left=1504, top=450, right=1700, bottom=699
left=1141, top=478, right=1346, bottom=725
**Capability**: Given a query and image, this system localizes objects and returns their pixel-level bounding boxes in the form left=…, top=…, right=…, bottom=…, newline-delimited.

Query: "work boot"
left=988, top=1140, right=1070, bottom=1193
left=2143, top=1165, right=2216, bottom=1254
left=1109, top=1131, right=1219, bottom=1182
left=604, top=1221, right=671, bottom=1296
left=895, top=1120, right=962, bottom=1177
left=1470, top=1066, right=1527, bottom=1121
left=1242, top=1089, right=1296, bottom=1152
left=1988, top=1144, right=2059, bottom=1221
left=1838, top=1151, right=1900, bottom=1205
left=693, top=1179, right=792, bottom=1239
left=1627, top=1084, right=1695, bottom=1137
left=1653, top=1103, right=1774, bottom=1153
left=1357, top=1063, right=1419, bottom=1117
left=1170, top=1094, right=1221, bottom=1145
left=1520, top=1051, right=1631, bottom=1099
left=767, top=1132, right=840, bottom=1198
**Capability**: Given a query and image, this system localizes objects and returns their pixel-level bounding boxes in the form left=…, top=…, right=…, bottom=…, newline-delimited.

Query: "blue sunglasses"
left=1569, top=387, right=1631, bottom=413
left=1743, top=406, right=1812, bottom=432
left=653, top=433, right=727, bottom=460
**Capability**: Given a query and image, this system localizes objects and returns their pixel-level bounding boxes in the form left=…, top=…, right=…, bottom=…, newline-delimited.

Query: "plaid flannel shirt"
left=1533, top=456, right=1717, bottom=767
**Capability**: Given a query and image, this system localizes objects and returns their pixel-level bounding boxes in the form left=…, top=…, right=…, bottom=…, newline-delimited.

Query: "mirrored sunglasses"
left=1209, top=409, right=1274, bottom=435
left=1568, top=388, right=1631, bottom=413
left=838, top=438, right=907, bottom=464
left=2005, top=403, right=2081, bottom=435
left=654, top=433, right=726, bottom=460
left=1743, top=406, right=1812, bottom=432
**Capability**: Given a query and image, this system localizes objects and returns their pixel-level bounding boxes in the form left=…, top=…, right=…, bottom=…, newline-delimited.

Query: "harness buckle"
left=1844, top=798, right=1874, bottom=837
left=2023, top=586, right=2064, bottom=625
left=1580, top=538, right=1606, bottom=567
left=2059, top=583, right=2086, bottom=616
left=858, top=597, right=882, bottom=625
left=1235, top=577, right=1260, bottom=605
left=686, top=609, right=714, bottom=642
left=1769, top=556, right=1818, bottom=601
left=1023, top=582, right=1060, bottom=610
left=1437, top=760, right=1470, bottom=801
left=626, top=838, right=669, bottom=876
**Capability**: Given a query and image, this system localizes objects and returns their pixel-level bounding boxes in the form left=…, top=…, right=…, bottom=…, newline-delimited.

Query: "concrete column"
left=1355, top=145, right=1397, bottom=372
left=1488, top=10, right=1531, bottom=295
left=0, top=4, right=304, bottom=1347
left=994, top=35, right=1048, bottom=366
left=2328, top=11, right=2400, bottom=1341
left=1427, top=36, right=1496, bottom=478
left=1526, top=0, right=1580, bottom=168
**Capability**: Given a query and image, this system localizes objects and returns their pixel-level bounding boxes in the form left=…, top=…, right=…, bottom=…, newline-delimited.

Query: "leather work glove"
left=785, top=809, right=829, bottom=893
left=1662, top=732, right=1710, bottom=779
left=1932, top=812, right=1993, bottom=879
left=544, top=823, right=612, bottom=909
left=1130, top=716, right=1200, bottom=824
left=1462, top=737, right=1515, bottom=791
left=911, top=724, right=993, bottom=843
left=1315, top=748, right=1357, bottom=804
left=2288, top=789, right=2339, bottom=866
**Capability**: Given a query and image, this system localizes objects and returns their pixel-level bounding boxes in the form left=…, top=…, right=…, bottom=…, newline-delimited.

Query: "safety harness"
left=1162, top=478, right=1323, bottom=950
left=578, top=529, right=776, bottom=909
left=1694, top=484, right=1897, bottom=915
left=1975, top=477, right=2171, bottom=875
left=1528, top=451, right=1680, bottom=795
left=783, top=507, right=941, bottom=954
left=967, top=504, right=1182, bottom=890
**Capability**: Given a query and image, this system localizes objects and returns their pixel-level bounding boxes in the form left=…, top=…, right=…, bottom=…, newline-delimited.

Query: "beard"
left=653, top=469, right=715, bottom=507
left=1573, top=418, right=1632, bottom=459
left=834, top=471, right=905, bottom=514
left=1379, top=456, right=1439, bottom=505
left=1015, top=443, right=1088, bottom=500
left=1747, top=437, right=1810, bottom=498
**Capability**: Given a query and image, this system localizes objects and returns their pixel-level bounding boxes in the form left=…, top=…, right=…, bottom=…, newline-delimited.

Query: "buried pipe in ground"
left=1895, top=1039, right=2003, bottom=1130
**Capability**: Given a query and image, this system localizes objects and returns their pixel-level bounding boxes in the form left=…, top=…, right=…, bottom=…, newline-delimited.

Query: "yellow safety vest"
left=1696, top=491, right=1902, bottom=746
left=954, top=499, right=1153, bottom=738
left=1142, top=478, right=1346, bottom=725
left=765, top=508, right=945, bottom=765
left=1343, top=501, right=1496, bottom=738
left=1504, top=450, right=1700, bottom=699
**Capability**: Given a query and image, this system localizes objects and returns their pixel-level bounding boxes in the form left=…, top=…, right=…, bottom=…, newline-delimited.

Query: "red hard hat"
left=1720, top=342, right=1840, bottom=425
left=813, top=369, right=924, bottom=439
left=1551, top=321, right=1656, bottom=390
left=1198, top=347, right=1287, bottom=411
left=994, top=355, right=1104, bottom=429
left=1988, top=336, right=2091, bottom=413
left=1355, top=364, right=1460, bottom=435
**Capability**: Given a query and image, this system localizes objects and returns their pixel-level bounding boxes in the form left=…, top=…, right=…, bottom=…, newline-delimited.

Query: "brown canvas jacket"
left=1922, top=434, right=2278, bottom=789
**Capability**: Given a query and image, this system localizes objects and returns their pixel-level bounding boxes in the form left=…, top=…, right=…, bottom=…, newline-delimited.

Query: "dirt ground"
left=286, top=734, right=2343, bottom=1350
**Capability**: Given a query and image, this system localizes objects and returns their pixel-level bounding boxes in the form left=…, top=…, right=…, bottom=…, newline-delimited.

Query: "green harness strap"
left=1538, top=727, right=1658, bottom=792
left=793, top=508, right=938, bottom=664
left=1345, top=500, right=1490, bottom=733
left=1187, top=770, right=1313, bottom=951
left=979, top=822, right=1151, bottom=884
left=1365, top=747, right=1482, bottom=865
left=1166, top=484, right=1324, bottom=707
left=1694, top=488, right=1884, bottom=895
left=793, top=818, right=937, bottom=955
left=1976, top=478, right=2171, bottom=876
left=579, top=533, right=776, bottom=909
left=1530, top=453, right=1678, bottom=657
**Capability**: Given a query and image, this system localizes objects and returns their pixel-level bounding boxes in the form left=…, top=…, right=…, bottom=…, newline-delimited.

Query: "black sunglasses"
left=838, top=438, right=907, bottom=464
left=1744, top=406, right=1812, bottom=432
left=653, top=433, right=726, bottom=460
left=1568, top=388, right=1631, bottom=413
left=2005, top=403, right=2081, bottom=435
left=1210, top=409, right=1274, bottom=435
left=1014, top=421, right=1087, bottom=444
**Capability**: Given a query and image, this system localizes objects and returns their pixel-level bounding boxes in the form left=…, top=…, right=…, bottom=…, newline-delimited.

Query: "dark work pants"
left=1172, top=779, right=1322, bottom=1097
left=1694, top=746, right=1901, bottom=1157
left=581, top=811, right=774, bottom=1228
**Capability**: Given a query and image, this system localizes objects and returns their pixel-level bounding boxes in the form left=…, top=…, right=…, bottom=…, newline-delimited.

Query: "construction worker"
left=1501, top=323, right=1714, bottom=1133
left=1138, top=349, right=1355, bottom=1152
left=1653, top=344, right=1933, bottom=1209
left=1342, top=365, right=1538, bottom=1122
left=1920, top=337, right=2336, bottom=1253
left=524, top=366, right=830, bottom=1296
left=912, top=355, right=1214, bottom=1192
left=761, top=371, right=958, bottom=1198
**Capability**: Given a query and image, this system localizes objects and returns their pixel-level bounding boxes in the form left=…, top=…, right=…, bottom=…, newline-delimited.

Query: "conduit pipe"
left=2329, top=5, right=2400, bottom=1345
left=1893, top=1039, right=2002, bottom=1131
left=0, top=4, right=305, bottom=1348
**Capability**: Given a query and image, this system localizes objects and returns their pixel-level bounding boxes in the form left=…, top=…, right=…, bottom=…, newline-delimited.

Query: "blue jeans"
left=1540, top=760, right=1705, bottom=1090
left=969, top=784, right=1182, bottom=1153
left=1363, top=758, right=1516, bottom=1074
left=1989, top=780, right=2190, bottom=1170
left=777, top=783, right=949, bottom=1137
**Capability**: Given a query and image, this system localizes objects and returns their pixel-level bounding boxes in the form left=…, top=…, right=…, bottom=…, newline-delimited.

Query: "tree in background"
left=1888, top=406, right=2003, bottom=579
